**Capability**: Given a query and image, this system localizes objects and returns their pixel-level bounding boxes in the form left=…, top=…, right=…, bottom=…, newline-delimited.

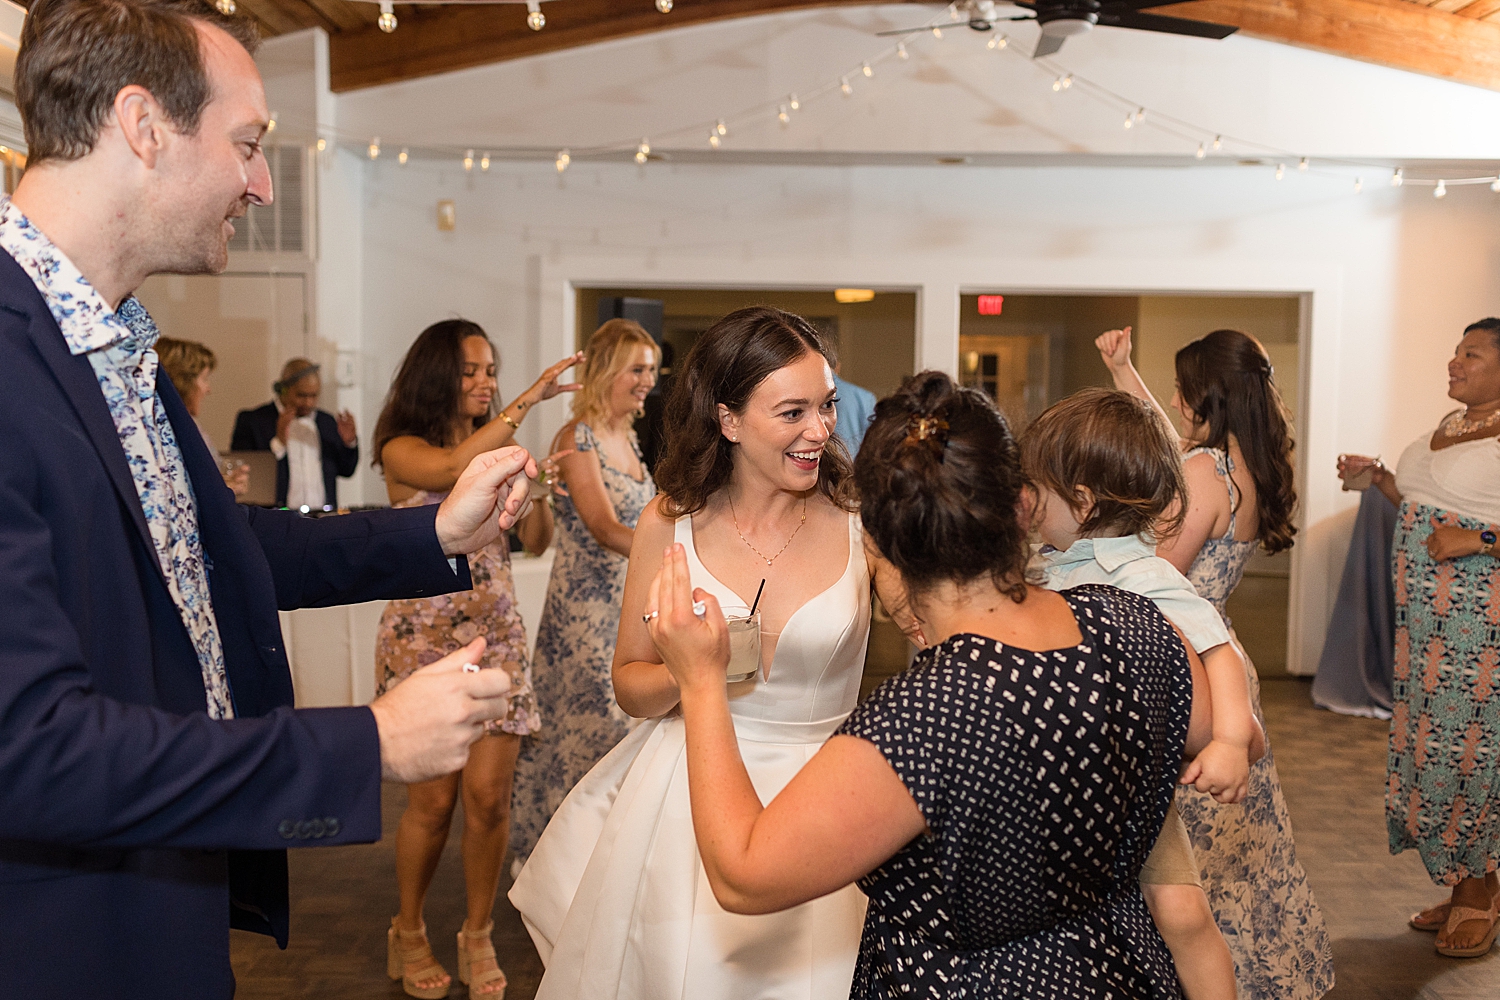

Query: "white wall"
left=273, top=8, right=1500, bottom=673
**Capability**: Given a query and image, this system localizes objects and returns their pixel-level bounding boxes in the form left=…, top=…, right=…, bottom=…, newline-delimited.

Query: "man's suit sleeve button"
left=295, top=820, right=312, bottom=839
left=310, top=818, right=327, bottom=838
left=278, top=820, right=295, bottom=839
left=325, top=817, right=340, bottom=837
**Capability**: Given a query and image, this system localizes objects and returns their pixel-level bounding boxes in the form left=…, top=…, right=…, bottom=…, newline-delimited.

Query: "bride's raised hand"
left=645, top=544, right=730, bottom=693
left=1095, top=326, right=1133, bottom=372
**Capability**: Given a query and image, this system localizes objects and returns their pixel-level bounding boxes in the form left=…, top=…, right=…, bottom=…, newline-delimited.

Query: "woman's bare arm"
left=1096, top=327, right=1181, bottom=442
left=611, top=497, right=683, bottom=718
left=555, top=424, right=635, bottom=558
left=1156, top=453, right=1227, bottom=575
left=513, top=496, right=553, bottom=556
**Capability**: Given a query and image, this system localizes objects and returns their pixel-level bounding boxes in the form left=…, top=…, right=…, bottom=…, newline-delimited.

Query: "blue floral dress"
left=1173, top=447, right=1335, bottom=1000
left=509, top=423, right=655, bottom=863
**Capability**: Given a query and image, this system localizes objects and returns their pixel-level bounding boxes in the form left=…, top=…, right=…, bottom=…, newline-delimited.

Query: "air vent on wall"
left=228, top=145, right=307, bottom=255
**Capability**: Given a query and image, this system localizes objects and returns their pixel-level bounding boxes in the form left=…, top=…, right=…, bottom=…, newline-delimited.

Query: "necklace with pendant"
left=1442, top=406, right=1500, bottom=438
left=729, top=496, right=807, bottom=567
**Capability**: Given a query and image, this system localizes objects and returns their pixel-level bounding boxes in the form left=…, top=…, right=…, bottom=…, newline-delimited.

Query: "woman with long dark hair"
left=1098, top=326, right=1335, bottom=1000
left=510, top=306, right=873, bottom=999
left=640, top=370, right=1213, bottom=998
left=375, top=320, right=581, bottom=1000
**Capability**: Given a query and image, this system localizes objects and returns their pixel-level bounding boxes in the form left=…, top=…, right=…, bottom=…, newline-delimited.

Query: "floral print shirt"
left=0, top=197, right=233, bottom=719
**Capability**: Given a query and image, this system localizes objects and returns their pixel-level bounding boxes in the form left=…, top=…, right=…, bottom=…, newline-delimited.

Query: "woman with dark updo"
left=641, top=369, right=1214, bottom=998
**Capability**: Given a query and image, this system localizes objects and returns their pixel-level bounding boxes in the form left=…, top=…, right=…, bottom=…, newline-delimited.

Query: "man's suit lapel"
left=19, top=300, right=170, bottom=594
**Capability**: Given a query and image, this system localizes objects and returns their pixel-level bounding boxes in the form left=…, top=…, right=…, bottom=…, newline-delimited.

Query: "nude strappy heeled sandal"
left=387, top=918, right=451, bottom=999
left=457, top=920, right=508, bottom=998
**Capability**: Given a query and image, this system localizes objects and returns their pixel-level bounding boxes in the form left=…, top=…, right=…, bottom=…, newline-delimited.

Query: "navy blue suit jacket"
left=0, top=252, right=471, bottom=998
left=230, top=402, right=360, bottom=508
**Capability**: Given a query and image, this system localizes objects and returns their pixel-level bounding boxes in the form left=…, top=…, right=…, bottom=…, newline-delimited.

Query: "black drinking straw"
left=749, top=578, right=766, bottom=616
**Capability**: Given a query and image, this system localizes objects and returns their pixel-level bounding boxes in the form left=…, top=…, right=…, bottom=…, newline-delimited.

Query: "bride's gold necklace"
left=1441, top=406, right=1500, bottom=438
left=729, top=496, right=807, bottom=567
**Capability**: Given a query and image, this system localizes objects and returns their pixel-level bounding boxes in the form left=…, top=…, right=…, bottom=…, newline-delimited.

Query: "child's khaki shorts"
left=1139, top=799, right=1202, bottom=886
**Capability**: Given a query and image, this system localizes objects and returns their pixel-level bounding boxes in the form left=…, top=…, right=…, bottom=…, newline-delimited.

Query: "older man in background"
left=232, top=357, right=359, bottom=510
left=0, top=2, right=536, bottom=996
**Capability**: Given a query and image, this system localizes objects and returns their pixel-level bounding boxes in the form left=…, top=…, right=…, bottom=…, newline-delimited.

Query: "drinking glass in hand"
left=722, top=605, right=762, bottom=684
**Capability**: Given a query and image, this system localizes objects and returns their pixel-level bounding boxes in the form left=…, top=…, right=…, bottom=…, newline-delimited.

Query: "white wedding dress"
left=509, top=512, right=872, bottom=1000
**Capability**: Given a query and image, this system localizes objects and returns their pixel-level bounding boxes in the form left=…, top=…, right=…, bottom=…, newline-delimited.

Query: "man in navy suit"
left=0, top=2, right=535, bottom=995
left=231, top=358, right=361, bottom=510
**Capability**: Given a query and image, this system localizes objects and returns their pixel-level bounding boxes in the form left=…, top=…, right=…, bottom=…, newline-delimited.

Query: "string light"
left=1275, top=162, right=1285, bottom=180
left=480, top=152, right=491, bottom=172
left=709, top=132, right=721, bottom=148
left=1212, top=136, right=1222, bottom=151
left=526, top=0, right=544, bottom=31
left=1123, top=112, right=1133, bottom=129
left=1298, top=157, right=1309, bottom=172
left=1492, top=178, right=1500, bottom=193
left=316, top=138, right=326, bottom=152
left=777, top=105, right=790, bottom=124
left=463, top=149, right=474, bottom=172
left=636, top=140, right=650, bottom=164
left=1052, top=76, right=1064, bottom=92
left=1434, top=179, right=1447, bottom=199
left=265, top=112, right=277, bottom=134
left=987, top=34, right=1008, bottom=50
left=896, top=42, right=909, bottom=60
left=788, top=93, right=800, bottom=111
left=1134, top=107, right=1145, bottom=124
left=1391, top=168, right=1404, bottom=187
left=368, top=136, right=380, bottom=160
left=841, top=76, right=853, bottom=96
left=555, top=149, right=570, bottom=172
left=1195, top=142, right=1206, bottom=159
left=715, top=120, right=727, bottom=136
left=398, top=147, right=409, bottom=165
left=655, top=0, right=673, bottom=11
left=862, top=61, right=874, bottom=78
left=378, top=1, right=396, bottom=33
left=214, top=0, right=235, bottom=14
left=1353, top=176, right=1363, bottom=193
left=931, top=26, right=943, bottom=40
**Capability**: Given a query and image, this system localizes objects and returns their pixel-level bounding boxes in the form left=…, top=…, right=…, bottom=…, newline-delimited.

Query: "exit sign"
left=977, top=295, right=1004, bottom=316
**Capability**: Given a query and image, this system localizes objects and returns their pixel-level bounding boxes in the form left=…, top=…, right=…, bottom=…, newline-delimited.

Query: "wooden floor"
left=231, top=677, right=1498, bottom=999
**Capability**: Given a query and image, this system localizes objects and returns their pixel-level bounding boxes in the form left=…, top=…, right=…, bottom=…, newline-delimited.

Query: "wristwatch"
left=1482, top=529, right=1497, bottom=556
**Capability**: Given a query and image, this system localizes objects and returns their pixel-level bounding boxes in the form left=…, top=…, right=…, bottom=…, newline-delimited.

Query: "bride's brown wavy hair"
left=654, top=306, right=856, bottom=518
left=1175, top=329, right=1298, bottom=554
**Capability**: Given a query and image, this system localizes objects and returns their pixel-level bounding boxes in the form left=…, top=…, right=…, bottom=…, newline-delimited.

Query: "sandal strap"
left=1446, top=905, right=1498, bottom=928
left=392, top=920, right=445, bottom=973
left=460, top=921, right=498, bottom=962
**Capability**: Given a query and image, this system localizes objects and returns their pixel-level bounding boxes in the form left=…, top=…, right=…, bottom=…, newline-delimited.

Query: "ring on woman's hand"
left=642, top=610, right=659, bottom=623
left=692, top=600, right=707, bottom=618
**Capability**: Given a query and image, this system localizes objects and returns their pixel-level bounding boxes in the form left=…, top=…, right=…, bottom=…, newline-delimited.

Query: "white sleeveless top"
left=1394, top=428, right=1500, bottom=523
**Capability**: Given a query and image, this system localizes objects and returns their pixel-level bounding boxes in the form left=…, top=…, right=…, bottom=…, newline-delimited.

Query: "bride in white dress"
left=509, top=306, right=873, bottom=1000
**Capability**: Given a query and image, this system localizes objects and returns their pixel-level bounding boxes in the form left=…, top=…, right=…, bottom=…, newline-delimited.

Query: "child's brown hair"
left=1021, top=387, right=1187, bottom=540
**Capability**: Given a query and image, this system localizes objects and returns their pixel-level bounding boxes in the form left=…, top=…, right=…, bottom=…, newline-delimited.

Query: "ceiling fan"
left=876, top=1, right=1238, bottom=58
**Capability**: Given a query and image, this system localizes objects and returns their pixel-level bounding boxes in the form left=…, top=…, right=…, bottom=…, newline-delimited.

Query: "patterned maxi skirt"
left=1388, top=501, right=1500, bottom=885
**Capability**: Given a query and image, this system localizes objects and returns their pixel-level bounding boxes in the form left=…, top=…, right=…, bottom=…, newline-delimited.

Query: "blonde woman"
left=509, top=319, right=659, bottom=866
left=156, top=337, right=247, bottom=497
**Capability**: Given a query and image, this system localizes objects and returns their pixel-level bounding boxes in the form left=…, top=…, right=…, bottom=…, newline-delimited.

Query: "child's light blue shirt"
left=1035, top=535, right=1230, bottom=654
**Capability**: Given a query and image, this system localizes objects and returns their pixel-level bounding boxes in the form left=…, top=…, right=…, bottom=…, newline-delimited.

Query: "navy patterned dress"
left=838, top=587, right=1191, bottom=999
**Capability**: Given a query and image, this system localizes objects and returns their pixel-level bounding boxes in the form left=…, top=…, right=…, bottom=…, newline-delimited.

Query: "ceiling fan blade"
left=1098, top=10, right=1238, bottom=39
left=1033, top=31, right=1067, bottom=57
left=1103, top=1, right=1194, bottom=10
left=875, top=15, right=1032, bottom=36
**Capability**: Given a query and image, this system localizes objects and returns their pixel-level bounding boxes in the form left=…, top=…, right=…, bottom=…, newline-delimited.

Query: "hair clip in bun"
left=904, top=413, right=950, bottom=453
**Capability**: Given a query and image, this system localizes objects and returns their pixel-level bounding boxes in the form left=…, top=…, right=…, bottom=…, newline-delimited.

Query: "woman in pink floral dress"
left=374, top=319, right=580, bottom=999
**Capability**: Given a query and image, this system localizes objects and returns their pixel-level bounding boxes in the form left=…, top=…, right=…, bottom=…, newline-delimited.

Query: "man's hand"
left=336, top=409, right=358, bottom=447
left=275, top=405, right=296, bottom=446
left=434, top=446, right=538, bottom=556
left=368, top=638, right=512, bottom=784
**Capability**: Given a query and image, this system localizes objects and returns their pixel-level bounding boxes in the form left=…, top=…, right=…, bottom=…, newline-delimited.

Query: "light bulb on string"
left=398, top=147, right=409, bottom=165
left=778, top=105, right=790, bottom=124
left=1492, top=177, right=1500, bottom=193
left=988, top=34, right=1008, bottom=50
left=1212, top=135, right=1222, bottom=151
left=715, top=120, right=727, bottom=136
left=896, top=42, right=909, bottom=60
left=555, top=149, right=570, bottom=172
left=1123, top=112, right=1133, bottom=129
left=788, top=93, right=800, bottom=111
left=480, top=152, right=491, bottom=172
left=635, top=140, right=650, bottom=164
left=1298, top=157, right=1309, bottom=172
left=1391, top=168, right=1403, bottom=187
left=1434, top=179, right=1447, bottom=199
left=931, top=26, right=943, bottom=40
left=265, top=112, right=277, bottom=133
left=368, top=137, right=380, bottom=160
left=1353, top=176, right=1363, bottom=194
left=862, top=61, right=874, bottom=78
left=378, top=1, right=396, bottom=32
left=526, top=0, right=545, bottom=31
left=1275, top=162, right=1285, bottom=181
left=841, top=76, right=853, bottom=97
left=215, top=0, right=236, bottom=14
left=948, top=3, right=962, bottom=20
left=709, top=132, right=721, bottom=149
left=1134, top=108, right=1145, bottom=124
left=316, top=138, right=327, bottom=152
left=463, top=149, right=474, bottom=172
left=656, top=0, right=673, bottom=11
left=1052, top=77, right=1064, bottom=92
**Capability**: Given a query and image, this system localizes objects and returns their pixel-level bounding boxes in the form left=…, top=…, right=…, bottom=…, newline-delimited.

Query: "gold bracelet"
left=499, top=410, right=520, bottom=430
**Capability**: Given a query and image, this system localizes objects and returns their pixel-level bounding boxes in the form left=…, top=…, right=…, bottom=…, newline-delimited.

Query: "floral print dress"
left=1173, top=447, right=1335, bottom=1000
left=509, top=423, right=655, bottom=863
left=375, top=490, right=540, bottom=736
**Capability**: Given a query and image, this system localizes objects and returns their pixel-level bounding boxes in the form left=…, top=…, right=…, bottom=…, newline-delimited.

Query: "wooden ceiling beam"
left=327, top=0, right=896, bottom=92
left=1158, top=0, right=1500, bottom=90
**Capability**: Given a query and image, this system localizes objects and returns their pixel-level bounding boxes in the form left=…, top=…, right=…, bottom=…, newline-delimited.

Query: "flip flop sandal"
left=1436, top=899, right=1500, bottom=958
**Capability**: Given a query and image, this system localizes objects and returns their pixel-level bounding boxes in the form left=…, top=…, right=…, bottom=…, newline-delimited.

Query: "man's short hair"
left=16, top=0, right=259, bottom=167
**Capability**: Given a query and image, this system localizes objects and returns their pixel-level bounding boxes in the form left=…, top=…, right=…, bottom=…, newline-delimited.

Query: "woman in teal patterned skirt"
left=1341, top=317, right=1500, bottom=958
left=510, top=320, right=659, bottom=867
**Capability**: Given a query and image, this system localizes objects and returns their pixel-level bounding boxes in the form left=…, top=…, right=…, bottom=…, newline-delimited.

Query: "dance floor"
left=230, top=678, right=1499, bottom=999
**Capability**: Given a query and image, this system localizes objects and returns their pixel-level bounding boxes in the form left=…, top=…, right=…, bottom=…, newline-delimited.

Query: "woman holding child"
left=1100, top=327, right=1335, bottom=998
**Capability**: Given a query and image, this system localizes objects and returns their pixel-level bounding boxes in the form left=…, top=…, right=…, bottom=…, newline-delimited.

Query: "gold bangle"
left=499, top=410, right=520, bottom=430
